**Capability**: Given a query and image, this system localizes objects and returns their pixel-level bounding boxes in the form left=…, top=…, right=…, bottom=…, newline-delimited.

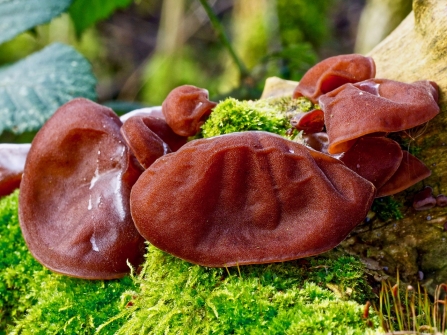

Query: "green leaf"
left=0, top=0, right=73, bottom=45
left=0, top=43, right=97, bottom=135
left=69, top=0, right=134, bottom=36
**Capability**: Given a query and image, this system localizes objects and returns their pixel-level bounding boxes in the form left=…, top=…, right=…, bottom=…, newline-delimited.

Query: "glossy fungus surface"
left=301, top=132, right=330, bottom=154
left=119, top=106, right=163, bottom=123
left=376, top=151, right=431, bottom=198
left=412, top=186, right=436, bottom=211
left=121, top=115, right=187, bottom=169
left=339, top=137, right=403, bottom=190
left=290, top=109, right=325, bottom=134
left=319, top=79, right=439, bottom=154
left=162, top=85, right=217, bottom=136
left=19, top=98, right=146, bottom=279
left=0, top=143, right=31, bottom=196
left=293, top=54, right=375, bottom=103
left=130, top=131, right=376, bottom=267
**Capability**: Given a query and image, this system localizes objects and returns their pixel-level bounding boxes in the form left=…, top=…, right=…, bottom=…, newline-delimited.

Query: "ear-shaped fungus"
left=162, top=85, right=217, bottom=137
left=121, top=115, right=187, bottom=169
left=300, top=132, right=330, bottom=154
left=319, top=79, right=439, bottom=154
left=293, top=54, right=376, bottom=103
left=130, top=131, right=376, bottom=267
left=376, top=151, right=431, bottom=198
left=19, top=98, right=146, bottom=279
left=339, top=137, right=403, bottom=190
left=290, top=109, right=325, bottom=134
left=0, top=143, right=31, bottom=196
left=412, top=186, right=436, bottom=211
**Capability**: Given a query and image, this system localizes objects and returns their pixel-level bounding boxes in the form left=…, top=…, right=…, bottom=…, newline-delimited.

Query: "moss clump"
left=371, top=196, right=404, bottom=221
left=100, top=246, right=378, bottom=334
left=0, top=192, right=135, bottom=334
left=201, top=97, right=290, bottom=138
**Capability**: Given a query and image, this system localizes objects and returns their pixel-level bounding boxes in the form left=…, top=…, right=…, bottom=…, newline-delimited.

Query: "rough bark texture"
left=343, top=0, right=447, bottom=294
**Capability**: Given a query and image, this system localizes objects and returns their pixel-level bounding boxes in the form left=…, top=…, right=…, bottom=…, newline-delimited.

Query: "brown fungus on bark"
left=162, top=85, right=217, bottom=137
left=412, top=186, right=436, bottom=211
left=319, top=79, right=440, bottom=154
left=290, top=109, right=325, bottom=134
left=376, top=151, right=431, bottom=198
left=0, top=143, right=31, bottom=197
left=130, top=131, right=376, bottom=267
left=436, top=194, right=447, bottom=207
left=339, top=137, right=403, bottom=190
left=19, top=98, right=146, bottom=280
left=121, top=115, right=187, bottom=169
left=293, top=54, right=376, bottom=103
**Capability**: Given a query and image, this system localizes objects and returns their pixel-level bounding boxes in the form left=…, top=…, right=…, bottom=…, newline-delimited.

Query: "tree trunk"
left=341, top=0, right=447, bottom=294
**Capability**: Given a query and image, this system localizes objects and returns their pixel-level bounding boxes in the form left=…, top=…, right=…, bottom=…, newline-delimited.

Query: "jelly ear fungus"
left=293, top=54, right=376, bottom=103
left=162, top=85, right=217, bottom=137
left=19, top=98, right=146, bottom=280
left=130, top=131, right=376, bottom=267
left=0, top=143, right=30, bottom=196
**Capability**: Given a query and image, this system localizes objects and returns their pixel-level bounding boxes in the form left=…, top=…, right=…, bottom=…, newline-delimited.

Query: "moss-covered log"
left=341, top=0, right=447, bottom=294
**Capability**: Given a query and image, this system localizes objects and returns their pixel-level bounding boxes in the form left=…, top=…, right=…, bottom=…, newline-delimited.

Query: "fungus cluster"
left=8, top=54, right=440, bottom=279
left=291, top=54, right=439, bottom=198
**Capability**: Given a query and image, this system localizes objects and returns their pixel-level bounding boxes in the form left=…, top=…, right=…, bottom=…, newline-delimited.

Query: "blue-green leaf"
left=0, top=43, right=97, bottom=135
left=0, top=0, right=73, bottom=45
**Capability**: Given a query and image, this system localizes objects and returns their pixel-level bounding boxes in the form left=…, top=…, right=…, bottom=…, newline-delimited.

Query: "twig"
left=198, top=0, right=250, bottom=80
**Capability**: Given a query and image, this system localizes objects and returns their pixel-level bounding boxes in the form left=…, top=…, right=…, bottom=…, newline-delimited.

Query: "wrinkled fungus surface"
left=0, top=143, right=30, bottom=197
left=293, top=54, right=375, bottom=103
left=162, top=85, right=217, bottom=136
left=19, top=98, right=146, bottom=279
left=319, top=79, right=439, bottom=154
left=130, top=131, right=376, bottom=267
left=339, top=137, right=403, bottom=190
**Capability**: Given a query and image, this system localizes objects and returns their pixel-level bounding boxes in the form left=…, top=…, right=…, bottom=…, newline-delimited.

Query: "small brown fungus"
left=119, top=106, right=163, bottom=123
left=339, top=137, right=403, bottom=190
left=293, top=54, right=376, bottom=103
left=130, top=131, right=376, bottom=267
left=0, top=143, right=31, bottom=196
left=376, top=151, right=431, bottom=198
left=290, top=109, right=325, bottom=134
left=319, top=79, right=440, bottom=154
left=436, top=194, right=447, bottom=207
left=19, top=98, right=146, bottom=280
left=412, top=186, right=436, bottom=211
left=121, top=115, right=187, bottom=169
left=162, top=85, right=217, bottom=137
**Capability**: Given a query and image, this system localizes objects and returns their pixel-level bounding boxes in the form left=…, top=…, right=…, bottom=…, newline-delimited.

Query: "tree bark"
left=343, top=0, right=447, bottom=294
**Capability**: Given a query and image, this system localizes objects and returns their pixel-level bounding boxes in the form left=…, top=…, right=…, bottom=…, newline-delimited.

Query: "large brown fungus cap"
left=162, top=85, right=217, bottom=137
left=319, top=79, right=439, bottom=154
left=130, top=131, right=376, bottom=267
left=0, top=143, right=30, bottom=196
left=19, top=98, right=146, bottom=279
left=293, top=54, right=376, bottom=103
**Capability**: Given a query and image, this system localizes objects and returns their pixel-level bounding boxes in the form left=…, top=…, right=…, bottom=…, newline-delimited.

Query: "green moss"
left=100, top=247, right=378, bottom=334
left=1, top=191, right=379, bottom=334
left=201, top=97, right=289, bottom=138
left=371, top=196, right=404, bottom=222
left=200, top=96, right=318, bottom=139
left=0, top=192, right=135, bottom=334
